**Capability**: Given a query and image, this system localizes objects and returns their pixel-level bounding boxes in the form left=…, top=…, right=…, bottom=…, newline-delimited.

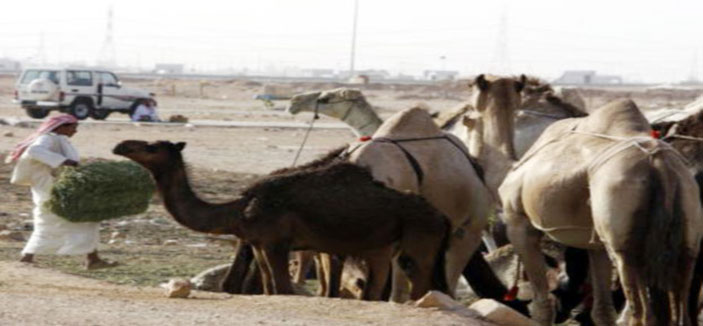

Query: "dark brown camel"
left=113, top=140, right=450, bottom=300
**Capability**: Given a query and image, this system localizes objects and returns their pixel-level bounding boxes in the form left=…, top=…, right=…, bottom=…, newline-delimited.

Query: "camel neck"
left=153, top=162, right=241, bottom=235
left=483, top=113, right=517, bottom=161
left=343, top=100, right=382, bottom=137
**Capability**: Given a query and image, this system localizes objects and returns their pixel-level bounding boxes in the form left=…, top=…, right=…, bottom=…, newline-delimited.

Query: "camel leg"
left=221, top=242, right=255, bottom=294
left=505, top=213, right=553, bottom=326
left=314, top=253, right=328, bottom=296
left=242, top=262, right=263, bottom=294
left=252, top=246, right=274, bottom=295
left=613, top=254, right=645, bottom=326
left=390, top=259, right=411, bottom=302
left=587, top=249, right=617, bottom=326
left=444, top=225, right=484, bottom=297
left=688, top=246, right=703, bottom=326
left=325, top=254, right=342, bottom=298
left=398, top=227, right=449, bottom=300
left=675, top=252, right=697, bottom=326
left=362, top=247, right=393, bottom=301
left=291, top=250, right=315, bottom=285
left=262, top=244, right=294, bottom=295
left=316, top=253, right=342, bottom=297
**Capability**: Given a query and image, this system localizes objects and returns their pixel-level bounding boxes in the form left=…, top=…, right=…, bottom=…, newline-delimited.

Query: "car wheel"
left=91, top=109, right=111, bottom=120
left=25, top=107, right=50, bottom=119
left=70, top=100, right=93, bottom=120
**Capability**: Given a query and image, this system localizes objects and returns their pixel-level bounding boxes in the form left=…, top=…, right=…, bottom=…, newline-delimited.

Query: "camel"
left=287, top=88, right=383, bottom=137
left=345, top=105, right=495, bottom=303
left=443, top=76, right=587, bottom=161
left=652, top=108, right=703, bottom=324
left=113, top=140, right=450, bottom=300
left=288, top=87, right=527, bottom=305
left=494, top=99, right=703, bottom=326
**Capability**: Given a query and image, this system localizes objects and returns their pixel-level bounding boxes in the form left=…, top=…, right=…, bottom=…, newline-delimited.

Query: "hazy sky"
left=2, top=0, right=702, bottom=83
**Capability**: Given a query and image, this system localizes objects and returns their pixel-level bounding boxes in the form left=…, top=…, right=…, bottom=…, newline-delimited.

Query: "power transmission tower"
left=37, top=31, right=46, bottom=65
left=98, top=6, right=117, bottom=68
left=490, top=7, right=511, bottom=75
left=688, top=50, right=700, bottom=83
left=349, top=0, right=359, bottom=79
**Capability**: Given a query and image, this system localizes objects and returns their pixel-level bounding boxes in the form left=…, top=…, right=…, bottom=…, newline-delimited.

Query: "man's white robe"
left=11, top=133, right=100, bottom=255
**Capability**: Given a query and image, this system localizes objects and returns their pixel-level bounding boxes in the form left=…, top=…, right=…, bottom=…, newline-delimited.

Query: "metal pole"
left=349, top=0, right=359, bottom=79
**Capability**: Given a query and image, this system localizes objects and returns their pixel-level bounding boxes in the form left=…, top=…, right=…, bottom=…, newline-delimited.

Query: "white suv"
left=13, top=67, right=153, bottom=120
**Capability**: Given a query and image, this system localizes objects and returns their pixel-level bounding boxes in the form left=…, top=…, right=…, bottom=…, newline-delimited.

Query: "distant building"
left=394, top=74, right=416, bottom=81
left=153, top=63, right=185, bottom=75
left=423, top=70, right=459, bottom=81
left=301, top=69, right=336, bottom=78
left=340, top=69, right=390, bottom=81
left=0, top=58, right=21, bottom=72
left=554, top=70, right=623, bottom=85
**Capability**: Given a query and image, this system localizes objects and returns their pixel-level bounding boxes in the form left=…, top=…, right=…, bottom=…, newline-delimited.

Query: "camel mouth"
left=112, top=143, right=132, bottom=155
left=112, top=141, right=146, bottom=156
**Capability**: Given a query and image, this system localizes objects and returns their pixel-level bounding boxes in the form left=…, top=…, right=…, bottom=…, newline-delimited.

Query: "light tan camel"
left=444, top=76, right=587, bottom=162
left=346, top=105, right=493, bottom=302
left=496, top=99, right=703, bottom=326
left=287, top=88, right=383, bottom=137
left=113, top=140, right=450, bottom=300
left=450, top=74, right=527, bottom=197
left=513, top=81, right=587, bottom=157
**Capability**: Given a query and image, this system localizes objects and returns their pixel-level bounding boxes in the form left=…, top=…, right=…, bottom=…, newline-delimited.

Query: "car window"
left=99, top=72, right=119, bottom=86
left=67, top=70, right=93, bottom=86
left=20, top=70, right=60, bottom=84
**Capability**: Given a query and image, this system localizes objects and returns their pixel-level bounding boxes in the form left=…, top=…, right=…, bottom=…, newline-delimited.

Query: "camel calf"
left=114, top=140, right=450, bottom=300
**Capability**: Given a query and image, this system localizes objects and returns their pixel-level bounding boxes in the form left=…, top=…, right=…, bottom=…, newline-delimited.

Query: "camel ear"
left=175, top=142, right=186, bottom=151
left=341, top=89, right=361, bottom=100
left=515, top=74, right=527, bottom=93
left=475, top=74, right=489, bottom=91
left=665, top=123, right=679, bottom=138
left=462, top=115, right=477, bottom=129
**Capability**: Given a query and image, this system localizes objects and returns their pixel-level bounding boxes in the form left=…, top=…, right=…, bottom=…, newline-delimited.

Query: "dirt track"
left=0, top=262, right=484, bottom=326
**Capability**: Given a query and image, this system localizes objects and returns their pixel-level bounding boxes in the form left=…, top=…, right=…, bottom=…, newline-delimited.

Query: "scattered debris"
left=0, top=230, right=25, bottom=242
left=3, top=131, right=13, bottom=137
left=190, top=263, right=230, bottom=291
left=168, top=115, right=189, bottom=123
left=161, top=278, right=192, bottom=298
left=110, top=231, right=126, bottom=239
left=469, top=299, right=537, bottom=326
left=163, top=239, right=179, bottom=246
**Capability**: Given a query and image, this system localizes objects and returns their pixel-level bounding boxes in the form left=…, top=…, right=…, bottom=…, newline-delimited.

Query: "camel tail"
left=431, top=218, right=451, bottom=294
left=687, top=172, right=703, bottom=326
left=641, top=164, right=684, bottom=325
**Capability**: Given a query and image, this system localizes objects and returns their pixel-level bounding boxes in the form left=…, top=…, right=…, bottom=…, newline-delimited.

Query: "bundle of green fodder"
left=45, top=160, right=156, bottom=222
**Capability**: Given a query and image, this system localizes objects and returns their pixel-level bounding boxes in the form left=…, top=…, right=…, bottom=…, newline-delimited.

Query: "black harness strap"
left=342, top=134, right=485, bottom=187
left=373, top=137, right=427, bottom=186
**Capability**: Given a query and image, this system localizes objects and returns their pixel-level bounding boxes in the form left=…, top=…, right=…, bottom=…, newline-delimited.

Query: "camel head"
left=113, top=140, right=186, bottom=172
left=468, top=74, right=527, bottom=160
left=287, top=88, right=365, bottom=120
left=470, top=74, right=526, bottom=115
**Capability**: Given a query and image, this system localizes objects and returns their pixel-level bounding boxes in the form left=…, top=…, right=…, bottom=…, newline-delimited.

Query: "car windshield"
left=20, top=70, right=60, bottom=84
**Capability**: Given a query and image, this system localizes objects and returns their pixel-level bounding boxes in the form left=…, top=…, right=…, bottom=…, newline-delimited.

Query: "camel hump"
left=576, top=99, right=651, bottom=137
left=374, top=106, right=443, bottom=138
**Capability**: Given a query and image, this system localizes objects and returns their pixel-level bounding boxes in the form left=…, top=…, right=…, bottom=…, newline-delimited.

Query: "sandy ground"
left=1, top=74, right=701, bottom=325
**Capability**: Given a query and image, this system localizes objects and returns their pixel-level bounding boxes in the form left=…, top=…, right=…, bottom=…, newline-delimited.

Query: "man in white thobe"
left=7, top=114, right=117, bottom=269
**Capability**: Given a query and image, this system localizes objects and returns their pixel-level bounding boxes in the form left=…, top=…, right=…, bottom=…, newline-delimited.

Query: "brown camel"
left=113, top=140, right=450, bottom=300
left=497, top=99, right=703, bottom=326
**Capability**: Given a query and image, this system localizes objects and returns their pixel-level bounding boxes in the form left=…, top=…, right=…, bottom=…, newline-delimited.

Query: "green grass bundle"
left=45, top=160, right=156, bottom=222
